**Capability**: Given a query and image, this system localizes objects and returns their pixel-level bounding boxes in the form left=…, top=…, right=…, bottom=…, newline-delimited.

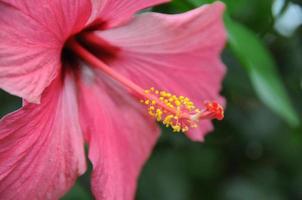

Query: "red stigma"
left=204, top=101, right=224, bottom=120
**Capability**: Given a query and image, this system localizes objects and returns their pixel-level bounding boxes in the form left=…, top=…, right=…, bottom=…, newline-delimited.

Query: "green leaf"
left=225, top=16, right=299, bottom=127
left=61, top=182, right=91, bottom=200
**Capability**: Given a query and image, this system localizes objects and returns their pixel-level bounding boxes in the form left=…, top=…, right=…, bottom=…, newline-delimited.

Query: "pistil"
left=67, top=38, right=224, bottom=133
left=67, top=38, right=180, bottom=115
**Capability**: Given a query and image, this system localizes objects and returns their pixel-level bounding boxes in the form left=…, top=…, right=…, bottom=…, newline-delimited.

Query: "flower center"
left=61, top=30, right=120, bottom=69
left=65, top=34, right=224, bottom=133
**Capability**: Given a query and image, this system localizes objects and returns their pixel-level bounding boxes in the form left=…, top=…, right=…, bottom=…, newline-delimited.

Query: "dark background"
left=0, top=0, right=301, bottom=199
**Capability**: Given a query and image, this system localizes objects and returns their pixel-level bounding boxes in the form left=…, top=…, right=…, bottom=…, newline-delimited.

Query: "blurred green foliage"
left=225, top=16, right=299, bottom=127
left=0, top=0, right=301, bottom=199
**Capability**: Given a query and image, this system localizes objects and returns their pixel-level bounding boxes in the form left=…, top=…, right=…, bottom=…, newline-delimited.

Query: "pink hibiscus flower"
left=0, top=0, right=226, bottom=199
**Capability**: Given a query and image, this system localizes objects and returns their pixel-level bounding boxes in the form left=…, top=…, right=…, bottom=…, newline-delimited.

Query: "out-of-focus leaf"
left=61, top=182, right=91, bottom=200
left=289, top=0, right=302, bottom=6
left=188, top=0, right=261, bottom=15
left=152, top=0, right=193, bottom=13
left=225, top=15, right=299, bottom=127
left=0, top=90, right=21, bottom=118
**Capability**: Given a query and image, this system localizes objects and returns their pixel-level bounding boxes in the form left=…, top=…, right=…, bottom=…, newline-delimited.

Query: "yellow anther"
left=160, top=91, right=166, bottom=96
left=175, top=100, right=181, bottom=106
left=172, top=125, right=181, bottom=132
left=149, top=111, right=155, bottom=117
left=155, top=109, right=163, bottom=121
left=149, top=106, right=155, bottom=110
left=163, top=115, right=174, bottom=124
left=140, top=87, right=223, bottom=134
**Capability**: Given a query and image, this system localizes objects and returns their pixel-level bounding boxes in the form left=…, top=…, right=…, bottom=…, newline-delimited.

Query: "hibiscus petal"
left=95, top=2, right=227, bottom=141
left=0, top=73, right=86, bottom=199
left=77, top=68, right=160, bottom=200
left=90, top=0, right=170, bottom=27
left=0, top=0, right=91, bottom=103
